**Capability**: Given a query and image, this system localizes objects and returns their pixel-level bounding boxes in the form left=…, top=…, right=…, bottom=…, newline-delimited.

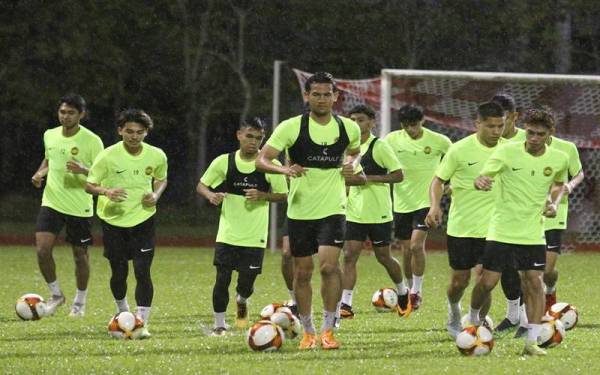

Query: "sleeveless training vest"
left=361, top=137, right=387, bottom=175
left=287, top=113, right=350, bottom=168
left=224, top=152, right=270, bottom=196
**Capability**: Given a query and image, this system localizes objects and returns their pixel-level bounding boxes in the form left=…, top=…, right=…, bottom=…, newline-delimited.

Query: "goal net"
left=292, top=68, right=600, bottom=251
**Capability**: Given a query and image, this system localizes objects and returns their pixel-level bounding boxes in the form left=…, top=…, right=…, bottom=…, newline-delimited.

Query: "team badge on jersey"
left=70, top=147, right=79, bottom=155
left=423, top=146, right=432, bottom=154
left=543, top=166, right=553, bottom=176
left=145, top=166, right=153, bottom=175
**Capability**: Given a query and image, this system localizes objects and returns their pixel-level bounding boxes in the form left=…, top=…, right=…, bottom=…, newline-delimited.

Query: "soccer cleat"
left=211, top=326, right=227, bottom=337
left=137, top=327, right=152, bottom=339
left=446, top=317, right=462, bottom=339
left=339, top=303, right=354, bottom=319
left=46, top=294, right=66, bottom=316
left=522, top=342, right=547, bottom=356
left=514, top=326, right=528, bottom=339
left=481, top=318, right=492, bottom=331
left=235, top=302, right=249, bottom=329
left=288, top=304, right=299, bottom=318
left=396, top=292, right=412, bottom=318
left=333, top=316, right=341, bottom=330
left=409, top=293, right=422, bottom=310
left=319, top=329, right=340, bottom=350
left=545, top=292, right=557, bottom=313
left=299, top=333, right=317, bottom=349
left=494, top=318, right=518, bottom=337
left=68, top=303, right=85, bottom=317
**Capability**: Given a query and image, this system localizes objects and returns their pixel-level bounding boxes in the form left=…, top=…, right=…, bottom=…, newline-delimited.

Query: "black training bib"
left=224, top=152, right=270, bottom=196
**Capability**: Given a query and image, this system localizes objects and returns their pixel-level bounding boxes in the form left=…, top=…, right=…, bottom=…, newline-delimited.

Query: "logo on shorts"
left=145, top=166, right=153, bottom=175
left=249, top=265, right=261, bottom=270
left=70, top=147, right=79, bottom=155
left=533, top=262, right=545, bottom=267
left=423, top=146, right=432, bottom=154
left=373, top=240, right=384, bottom=245
left=543, top=166, right=553, bottom=176
left=140, top=248, right=153, bottom=252
left=323, top=147, right=328, bottom=156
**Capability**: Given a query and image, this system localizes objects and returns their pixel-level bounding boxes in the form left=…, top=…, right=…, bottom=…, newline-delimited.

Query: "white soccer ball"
left=247, top=320, right=285, bottom=351
left=259, top=303, right=285, bottom=319
left=538, top=316, right=566, bottom=348
left=456, top=325, right=494, bottom=356
left=547, top=302, right=578, bottom=330
left=108, top=312, right=145, bottom=339
left=461, top=314, right=494, bottom=330
left=372, top=288, right=398, bottom=312
left=15, top=293, right=47, bottom=321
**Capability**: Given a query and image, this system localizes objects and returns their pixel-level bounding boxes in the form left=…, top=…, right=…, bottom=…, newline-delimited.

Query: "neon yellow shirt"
left=481, top=142, right=568, bottom=245
left=436, top=134, right=505, bottom=238
left=266, top=114, right=361, bottom=220
left=42, top=125, right=104, bottom=217
left=201, top=151, right=288, bottom=248
left=385, top=127, right=452, bottom=213
left=87, top=141, right=168, bottom=228
left=347, top=135, right=401, bottom=224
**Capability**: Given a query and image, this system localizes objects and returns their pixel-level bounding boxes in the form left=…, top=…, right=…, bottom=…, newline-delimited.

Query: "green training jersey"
left=386, top=127, right=452, bottom=213
left=481, top=142, right=568, bottom=245
left=42, top=125, right=104, bottom=217
left=266, top=114, right=361, bottom=220
left=436, top=134, right=504, bottom=238
left=347, top=135, right=401, bottom=224
left=87, top=141, right=168, bottom=228
left=201, top=151, right=288, bottom=248
left=544, top=136, right=583, bottom=231
left=502, top=127, right=526, bottom=142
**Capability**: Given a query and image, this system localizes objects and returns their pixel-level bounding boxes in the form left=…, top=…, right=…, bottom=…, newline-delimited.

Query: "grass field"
left=1, top=246, right=599, bottom=374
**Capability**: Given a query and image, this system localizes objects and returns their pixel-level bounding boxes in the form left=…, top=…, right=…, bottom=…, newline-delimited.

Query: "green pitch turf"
left=1, top=246, right=599, bottom=374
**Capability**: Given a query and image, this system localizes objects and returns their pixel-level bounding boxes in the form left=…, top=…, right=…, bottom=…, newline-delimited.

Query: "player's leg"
left=340, top=221, right=368, bottom=319
left=393, top=212, right=413, bottom=290
left=234, top=247, right=265, bottom=329
left=35, top=207, right=66, bottom=314
left=128, top=217, right=155, bottom=338
left=212, top=242, right=236, bottom=335
left=496, top=266, right=522, bottom=335
left=65, top=215, right=93, bottom=317
left=473, top=264, right=492, bottom=327
left=281, top=225, right=297, bottom=314
left=408, top=208, right=430, bottom=309
left=543, top=229, right=563, bottom=311
left=469, top=241, right=507, bottom=325
left=518, top=244, right=547, bottom=355
left=101, top=219, right=131, bottom=314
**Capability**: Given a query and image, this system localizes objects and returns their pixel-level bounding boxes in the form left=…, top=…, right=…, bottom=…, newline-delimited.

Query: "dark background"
left=1, top=0, right=599, bottom=231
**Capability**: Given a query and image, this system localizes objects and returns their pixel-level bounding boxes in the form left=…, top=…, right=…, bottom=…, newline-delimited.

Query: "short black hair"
left=477, top=101, right=504, bottom=120
left=398, top=104, right=424, bottom=124
left=58, top=93, right=86, bottom=113
left=522, top=107, right=555, bottom=130
left=240, top=117, right=266, bottom=131
left=491, top=93, right=516, bottom=112
left=348, top=104, right=376, bottom=119
left=116, top=109, right=154, bottom=130
left=304, top=72, right=337, bottom=92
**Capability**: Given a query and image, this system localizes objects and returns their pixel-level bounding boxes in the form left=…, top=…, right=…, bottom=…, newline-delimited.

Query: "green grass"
left=1, top=247, right=599, bottom=374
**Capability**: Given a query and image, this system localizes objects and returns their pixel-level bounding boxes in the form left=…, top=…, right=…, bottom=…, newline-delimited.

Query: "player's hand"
left=208, top=192, right=226, bottom=206
left=443, top=184, right=452, bottom=196
left=425, top=206, right=443, bottom=228
left=286, top=164, right=307, bottom=178
left=244, top=189, right=265, bottom=201
left=31, top=172, right=45, bottom=188
left=105, top=188, right=128, bottom=202
left=474, top=176, right=493, bottom=191
left=543, top=202, right=558, bottom=218
left=66, top=159, right=88, bottom=175
left=142, top=192, right=159, bottom=207
left=563, top=183, right=573, bottom=195
left=341, top=161, right=356, bottom=178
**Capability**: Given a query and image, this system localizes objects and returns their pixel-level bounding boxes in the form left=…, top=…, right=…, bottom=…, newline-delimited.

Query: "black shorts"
left=393, top=208, right=429, bottom=240
left=545, top=229, right=564, bottom=254
left=213, top=242, right=265, bottom=274
left=288, top=215, right=346, bottom=257
left=482, top=241, right=546, bottom=272
left=35, top=206, right=93, bottom=246
left=447, top=236, right=486, bottom=270
left=345, top=221, right=392, bottom=247
left=282, top=217, right=289, bottom=238
left=101, top=217, right=155, bottom=261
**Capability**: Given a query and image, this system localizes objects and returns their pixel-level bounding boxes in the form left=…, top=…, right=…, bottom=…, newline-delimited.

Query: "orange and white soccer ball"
left=456, top=325, right=494, bottom=356
left=461, top=314, right=494, bottom=330
left=259, top=303, right=285, bottom=319
left=269, top=307, right=302, bottom=339
left=108, top=312, right=145, bottom=339
left=538, top=316, right=566, bottom=348
left=247, top=320, right=285, bottom=352
left=547, top=302, right=578, bottom=330
left=371, top=288, right=398, bottom=312
left=15, top=293, right=47, bottom=321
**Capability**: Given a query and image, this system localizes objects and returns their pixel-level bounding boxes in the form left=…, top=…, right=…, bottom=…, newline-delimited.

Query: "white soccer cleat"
left=137, top=327, right=152, bottom=339
left=45, top=294, right=66, bottom=316
left=68, top=303, right=85, bottom=317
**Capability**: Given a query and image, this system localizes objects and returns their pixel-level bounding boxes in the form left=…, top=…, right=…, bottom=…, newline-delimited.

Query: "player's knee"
left=319, top=262, right=339, bottom=276
left=450, top=273, right=470, bottom=291
left=294, top=267, right=312, bottom=284
left=73, top=248, right=89, bottom=265
left=36, top=245, right=53, bottom=260
left=409, top=243, right=424, bottom=255
left=374, top=251, right=392, bottom=265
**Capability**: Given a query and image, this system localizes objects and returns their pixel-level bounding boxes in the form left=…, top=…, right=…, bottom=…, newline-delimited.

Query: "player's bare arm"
left=196, top=181, right=225, bottom=206
left=85, top=182, right=128, bottom=202
left=565, top=170, right=584, bottom=194
left=544, top=182, right=566, bottom=218
left=66, top=159, right=89, bottom=176
left=344, top=170, right=367, bottom=186
left=31, top=159, right=49, bottom=188
left=474, top=175, right=494, bottom=191
left=341, top=147, right=361, bottom=178
left=365, top=168, right=404, bottom=184
left=425, top=176, right=445, bottom=228
left=142, top=179, right=168, bottom=207
left=256, top=145, right=306, bottom=177
left=243, top=189, right=287, bottom=202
